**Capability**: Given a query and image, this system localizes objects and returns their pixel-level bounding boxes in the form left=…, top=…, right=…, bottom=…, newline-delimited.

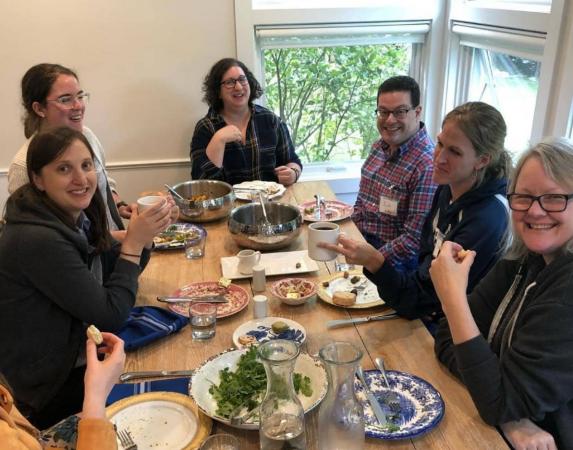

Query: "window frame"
left=235, top=0, right=445, bottom=177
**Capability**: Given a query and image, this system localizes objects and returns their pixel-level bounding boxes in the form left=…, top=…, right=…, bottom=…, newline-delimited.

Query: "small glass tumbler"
left=199, top=433, right=239, bottom=450
left=184, top=228, right=206, bottom=259
left=189, top=303, right=217, bottom=340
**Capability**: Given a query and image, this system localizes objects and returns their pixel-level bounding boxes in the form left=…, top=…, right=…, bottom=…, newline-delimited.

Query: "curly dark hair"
left=202, top=58, right=263, bottom=111
left=377, top=75, right=421, bottom=108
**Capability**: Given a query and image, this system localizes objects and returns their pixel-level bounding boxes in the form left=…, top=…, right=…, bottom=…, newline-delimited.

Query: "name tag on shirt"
left=379, top=196, right=398, bottom=216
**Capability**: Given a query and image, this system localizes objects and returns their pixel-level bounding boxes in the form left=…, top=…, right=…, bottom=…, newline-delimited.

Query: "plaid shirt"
left=190, top=105, right=301, bottom=184
left=352, top=123, right=437, bottom=272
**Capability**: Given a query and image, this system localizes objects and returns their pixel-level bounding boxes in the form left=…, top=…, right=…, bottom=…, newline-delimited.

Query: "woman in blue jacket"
left=321, top=102, right=511, bottom=324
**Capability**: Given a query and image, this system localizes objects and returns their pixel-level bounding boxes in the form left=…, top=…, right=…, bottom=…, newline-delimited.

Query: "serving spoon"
left=164, top=184, right=185, bottom=201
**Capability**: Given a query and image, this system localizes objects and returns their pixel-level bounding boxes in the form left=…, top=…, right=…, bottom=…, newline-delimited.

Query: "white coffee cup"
left=237, top=249, right=261, bottom=275
left=308, top=221, right=340, bottom=261
left=137, top=195, right=166, bottom=212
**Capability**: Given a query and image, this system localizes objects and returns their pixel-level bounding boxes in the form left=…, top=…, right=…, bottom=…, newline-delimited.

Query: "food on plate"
left=218, top=277, right=232, bottom=289
left=304, top=206, right=315, bottom=215
left=86, top=324, right=103, bottom=344
left=343, top=271, right=350, bottom=279
left=188, top=194, right=209, bottom=202
left=350, top=275, right=361, bottom=284
left=208, top=347, right=313, bottom=419
left=273, top=278, right=316, bottom=299
left=286, top=292, right=301, bottom=300
left=322, top=281, right=330, bottom=288
left=271, top=320, right=290, bottom=334
left=238, top=334, right=257, bottom=346
left=350, top=288, right=358, bottom=295
left=295, top=262, right=302, bottom=269
left=332, top=291, right=357, bottom=306
left=153, top=225, right=200, bottom=246
left=458, top=249, right=470, bottom=260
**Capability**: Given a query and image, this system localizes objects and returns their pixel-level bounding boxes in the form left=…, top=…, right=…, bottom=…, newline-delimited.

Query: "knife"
left=156, top=295, right=228, bottom=303
left=326, top=312, right=398, bottom=329
left=119, top=369, right=195, bottom=383
left=356, top=366, right=387, bottom=426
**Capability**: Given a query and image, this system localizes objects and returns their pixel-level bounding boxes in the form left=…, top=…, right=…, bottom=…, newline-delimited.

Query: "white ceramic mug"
left=308, top=221, right=340, bottom=261
left=137, top=195, right=166, bottom=212
left=237, top=249, right=261, bottom=275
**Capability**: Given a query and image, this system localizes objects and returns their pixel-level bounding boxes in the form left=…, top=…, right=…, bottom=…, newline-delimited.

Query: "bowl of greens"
left=189, top=347, right=327, bottom=429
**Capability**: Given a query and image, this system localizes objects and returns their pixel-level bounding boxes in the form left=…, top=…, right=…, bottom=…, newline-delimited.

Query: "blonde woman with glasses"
left=431, top=137, right=573, bottom=449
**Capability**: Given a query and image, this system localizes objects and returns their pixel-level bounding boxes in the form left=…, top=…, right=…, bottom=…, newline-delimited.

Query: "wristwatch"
left=290, top=166, right=301, bottom=182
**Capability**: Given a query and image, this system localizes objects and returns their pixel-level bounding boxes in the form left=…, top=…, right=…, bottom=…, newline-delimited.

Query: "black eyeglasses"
left=220, top=75, right=248, bottom=89
left=374, top=107, right=414, bottom=120
left=507, top=193, right=573, bottom=212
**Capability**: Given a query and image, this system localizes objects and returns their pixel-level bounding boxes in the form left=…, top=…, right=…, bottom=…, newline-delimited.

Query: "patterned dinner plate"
left=355, top=370, right=444, bottom=440
left=232, top=317, right=307, bottom=348
left=168, top=282, right=249, bottom=319
left=299, top=199, right=354, bottom=222
left=153, top=223, right=206, bottom=250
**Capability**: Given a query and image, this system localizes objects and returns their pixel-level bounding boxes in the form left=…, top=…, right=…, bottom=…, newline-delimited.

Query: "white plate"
left=221, top=250, right=319, bottom=280
left=190, top=348, right=327, bottom=430
left=233, top=181, right=286, bottom=201
left=318, top=270, right=384, bottom=308
left=106, top=392, right=212, bottom=450
left=232, top=317, right=307, bottom=348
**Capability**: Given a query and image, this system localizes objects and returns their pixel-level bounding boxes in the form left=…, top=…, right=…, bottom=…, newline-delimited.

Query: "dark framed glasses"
left=507, top=193, right=573, bottom=212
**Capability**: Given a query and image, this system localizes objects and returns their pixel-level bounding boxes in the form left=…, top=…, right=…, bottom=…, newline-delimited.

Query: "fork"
left=118, top=429, right=138, bottom=450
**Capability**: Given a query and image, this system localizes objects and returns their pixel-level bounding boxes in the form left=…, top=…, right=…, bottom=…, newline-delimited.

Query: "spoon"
left=164, top=184, right=185, bottom=201
left=374, top=356, right=391, bottom=388
left=258, top=191, right=274, bottom=236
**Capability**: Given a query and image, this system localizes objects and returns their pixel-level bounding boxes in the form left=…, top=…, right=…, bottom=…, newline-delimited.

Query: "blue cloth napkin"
left=117, top=306, right=189, bottom=351
left=106, top=377, right=191, bottom=406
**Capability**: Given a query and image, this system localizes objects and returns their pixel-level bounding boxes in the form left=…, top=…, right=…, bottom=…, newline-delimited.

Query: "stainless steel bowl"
left=228, top=202, right=303, bottom=250
left=172, top=180, right=235, bottom=222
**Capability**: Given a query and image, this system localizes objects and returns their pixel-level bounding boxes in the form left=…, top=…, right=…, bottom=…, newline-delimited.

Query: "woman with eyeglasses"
left=191, top=58, right=302, bottom=186
left=431, top=138, right=573, bottom=449
left=8, top=63, right=129, bottom=233
left=320, top=102, right=511, bottom=327
left=0, top=127, right=171, bottom=429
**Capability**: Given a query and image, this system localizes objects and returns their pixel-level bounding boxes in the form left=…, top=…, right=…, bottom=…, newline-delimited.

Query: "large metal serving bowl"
left=172, top=180, right=235, bottom=222
left=228, top=202, right=303, bottom=251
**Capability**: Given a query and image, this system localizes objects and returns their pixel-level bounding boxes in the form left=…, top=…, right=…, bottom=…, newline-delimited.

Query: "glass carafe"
left=318, top=341, right=364, bottom=450
left=258, top=339, right=306, bottom=450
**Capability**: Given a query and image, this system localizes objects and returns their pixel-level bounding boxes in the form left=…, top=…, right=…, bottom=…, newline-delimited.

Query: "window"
left=258, top=23, right=427, bottom=163
left=448, top=22, right=545, bottom=157
left=465, top=48, right=540, bottom=156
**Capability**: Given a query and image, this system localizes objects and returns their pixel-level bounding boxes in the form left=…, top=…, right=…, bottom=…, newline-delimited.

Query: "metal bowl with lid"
left=228, top=202, right=303, bottom=250
left=172, top=180, right=235, bottom=222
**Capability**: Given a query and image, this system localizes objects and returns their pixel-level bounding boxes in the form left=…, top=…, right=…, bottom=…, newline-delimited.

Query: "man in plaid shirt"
left=352, top=76, right=437, bottom=273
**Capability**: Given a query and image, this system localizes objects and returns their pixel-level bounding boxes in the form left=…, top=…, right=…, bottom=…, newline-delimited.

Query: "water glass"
left=199, top=434, right=239, bottom=450
left=189, top=303, right=217, bottom=340
left=184, top=228, right=206, bottom=259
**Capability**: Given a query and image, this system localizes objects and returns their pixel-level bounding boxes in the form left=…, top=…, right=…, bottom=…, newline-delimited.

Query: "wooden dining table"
left=124, top=181, right=508, bottom=449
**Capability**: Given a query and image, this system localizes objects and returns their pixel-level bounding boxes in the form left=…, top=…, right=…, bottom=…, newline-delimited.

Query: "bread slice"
left=332, top=291, right=357, bottom=306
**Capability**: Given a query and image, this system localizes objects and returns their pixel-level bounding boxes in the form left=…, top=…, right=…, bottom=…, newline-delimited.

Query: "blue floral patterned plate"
left=354, top=370, right=444, bottom=440
left=232, top=317, right=306, bottom=348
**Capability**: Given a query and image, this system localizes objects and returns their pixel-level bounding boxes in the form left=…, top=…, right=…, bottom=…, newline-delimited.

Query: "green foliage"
left=264, top=44, right=410, bottom=163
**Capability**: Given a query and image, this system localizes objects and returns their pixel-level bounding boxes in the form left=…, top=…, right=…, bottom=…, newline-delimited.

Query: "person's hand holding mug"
left=317, top=234, right=385, bottom=273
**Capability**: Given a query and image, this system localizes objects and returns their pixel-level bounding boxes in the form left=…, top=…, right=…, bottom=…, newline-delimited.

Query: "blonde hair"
left=506, top=137, right=573, bottom=259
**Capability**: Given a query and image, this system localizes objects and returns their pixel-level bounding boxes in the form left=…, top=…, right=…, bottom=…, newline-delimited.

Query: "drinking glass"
left=189, top=303, right=216, bottom=339
left=184, top=228, right=206, bottom=259
left=199, top=433, right=239, bottom=450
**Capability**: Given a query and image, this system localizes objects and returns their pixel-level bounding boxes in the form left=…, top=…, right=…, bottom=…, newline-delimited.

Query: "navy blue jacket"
left=364, top=177, right=509, bottom=319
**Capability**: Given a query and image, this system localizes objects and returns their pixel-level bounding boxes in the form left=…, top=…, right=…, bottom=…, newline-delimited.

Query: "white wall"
left=0, top=0, right=237, bottom=209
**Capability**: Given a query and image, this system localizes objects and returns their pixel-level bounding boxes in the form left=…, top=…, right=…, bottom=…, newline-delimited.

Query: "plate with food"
left=167, top=281, right=249, bottom=319
left=153, top=223, right=206, bottom=250
left=233, top=181, right=286, bottom=201
left=232, top=317, right=307, bottom=348
left=355, top=370, right=444, bottom=440
left=318, top=270, right=384, bottom=308
left=190, top=347, right=327, bottom=430
left=106, top=391, right=212, bottom=450
left=299, top=199, right=354, bottom=222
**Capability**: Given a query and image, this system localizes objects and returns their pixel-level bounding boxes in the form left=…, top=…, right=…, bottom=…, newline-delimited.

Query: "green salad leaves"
left=208, top=347, right=313, bottom=418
